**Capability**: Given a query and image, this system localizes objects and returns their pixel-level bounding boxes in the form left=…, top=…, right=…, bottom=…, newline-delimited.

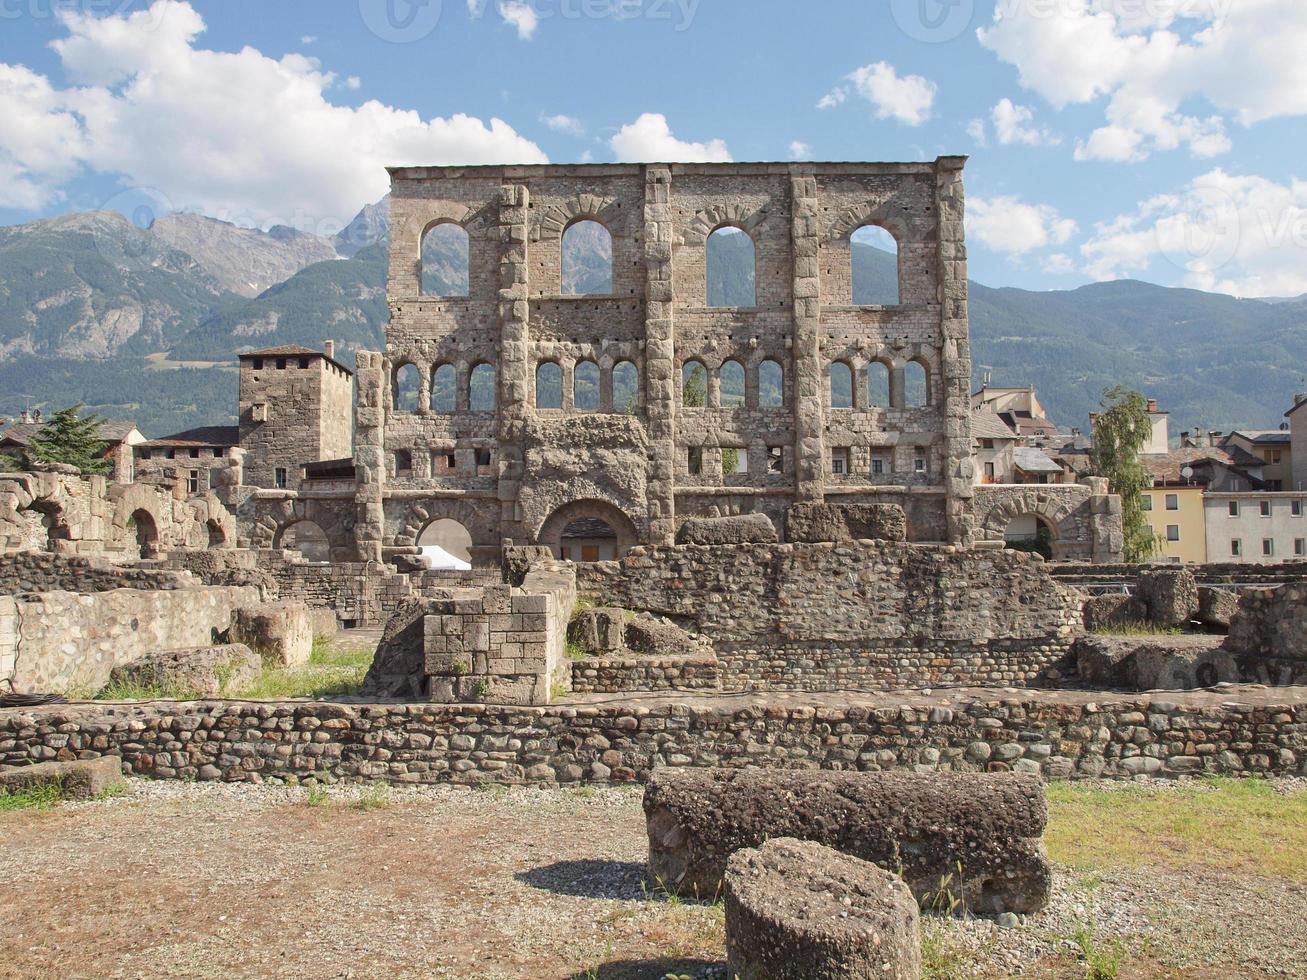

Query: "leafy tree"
left=28, top=405, right=111, bottom=475
left=1089, top=386, right=1157, bottom=563
left=682, top=363, right=706, bottom=408
left=0, top=453, right=23, bottom=473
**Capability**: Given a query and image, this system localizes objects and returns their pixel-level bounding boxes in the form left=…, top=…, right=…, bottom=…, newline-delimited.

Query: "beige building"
left=1142, top=485, right=1207, bottom=563
left=1223, top=430, right=1293, bottom=490
left=1287, top=395, right=1307, bottom=492
left=135, top=426, right=238, bottom=494
left=1205, top=491, right=1307, bottom=563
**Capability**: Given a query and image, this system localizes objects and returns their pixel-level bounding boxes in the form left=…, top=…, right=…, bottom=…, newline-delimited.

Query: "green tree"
left=28, top=405, right=111, bottom=475
left=1089, top=386, right=1157, bottom=563
left=0, top=453, right=22, bottom=473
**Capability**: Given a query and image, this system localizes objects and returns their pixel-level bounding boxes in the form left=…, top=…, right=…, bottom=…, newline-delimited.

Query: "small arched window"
left=431, top=364, right=456, bottom=412
left=719, top=360, right=745, bottom=408
left=394, top=363, right=419, bottom=411
left=851, top=224, right=899, bottom=305
left=682, top=360, right=707, bottom=408
left=613, top=360, right=640, bottom=413
left=904, top=360, right=929, bottom=408
left=706, top=227, right=755, bottom=307
left=561, top=220, right=613, bottom=295
left=867, top=361, right=890, bottom=408
left=421, top=222, right=469, bottom=297
left=469, top=363, right=496, bottom=412
left=829, top=362, right=853, bottom=409
left=574, top=360, right=600, bottom=411
left=536, top=362, right=562, bottom=409
left=758, top=359, right=783, bottom=408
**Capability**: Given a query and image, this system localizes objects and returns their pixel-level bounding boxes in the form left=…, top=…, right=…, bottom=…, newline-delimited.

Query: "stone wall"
left=1226, top=584, right=1307, bottom=662
left=1, top=686, right=1301, bottom=783
left=575, top=541, right=1082, bottom=691
left=569, top=653, right=722, bottom=694
left=0, top=552, right=194, bottom=595
left=0, top=584, right=260, bottom=695
left=974, top=480, right=1123, bottom=562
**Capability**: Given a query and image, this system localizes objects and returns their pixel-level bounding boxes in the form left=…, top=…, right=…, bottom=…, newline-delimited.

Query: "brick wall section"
left=575, top=542, right=1082, bottom=691
left=1, top=687, right=1301, bottom=783
left=0, top=553, right=194, bottom=595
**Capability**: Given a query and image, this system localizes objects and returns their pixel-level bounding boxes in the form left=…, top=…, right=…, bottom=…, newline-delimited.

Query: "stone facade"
left=2, top=686, right=1302, bottom=784
left=974, top=479, right=1122, bottom=561
left=569, top=653, right=722, bottom=694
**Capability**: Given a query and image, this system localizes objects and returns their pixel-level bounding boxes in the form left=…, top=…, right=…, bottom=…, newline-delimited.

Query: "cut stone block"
left=231, top=601, right=312, bottom=667
left=108, top=644, right=260, bottom=698
left=0, top=756, right=125, bottom=800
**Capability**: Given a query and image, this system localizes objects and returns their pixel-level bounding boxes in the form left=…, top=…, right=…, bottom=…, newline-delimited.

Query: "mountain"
left=335, top=196, right=390, bottom=257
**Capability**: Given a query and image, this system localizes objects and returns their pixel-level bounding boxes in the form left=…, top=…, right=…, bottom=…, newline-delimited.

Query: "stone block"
left=786, top=503, right=908, bottom=543
left=231, top=601, right=313, bottom=667
left=0, top=756, right=124, bottom=800
left=1082, top=593, right=1141, bottom=633
left=107, top=644, right=260, bottom=698
left=1136, top=567, right=1199, bottom=628
left=1196, top=586, right=1240, bottom=630
left=675, top=513, right=778, bottom=546
left=568, top=607, right=626, bottom=654
left=726, top=838, right=921, bottom=980
left=309, top=607, right=339, bottom=641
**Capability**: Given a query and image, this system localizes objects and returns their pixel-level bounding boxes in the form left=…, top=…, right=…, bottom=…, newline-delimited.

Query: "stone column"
left=353, top=351, right=386, bottom=562
left=791, top=174, right=825, bottom=502
left=497, top=182, right=530, bottom=543
left=643, top=167, right=677, bottom=544
left=935, top=156, right=975, bottom=546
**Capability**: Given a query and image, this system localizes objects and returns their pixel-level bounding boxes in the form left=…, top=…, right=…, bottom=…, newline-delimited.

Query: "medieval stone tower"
left=353, top=160, right=974, bottom=562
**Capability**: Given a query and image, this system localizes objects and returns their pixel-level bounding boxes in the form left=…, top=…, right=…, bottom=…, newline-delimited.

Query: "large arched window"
left=561, top=220, right=613, bottom=295
left=682, top=360, right=708, bottom=409
left=867, top=361, right=890, bottom=408
left=829, top=361, right=853, bottom=409
left=706, top=226, right=755, bottom=307
left=431, top=364, right=456, bottom=412
left=758, top=359, right=783, bottom=408
left=394, top=363, right=420, bottom=411
left=469, top=363, right=496, bottom=412
left=536, top=362, right=562, bottom=409
left=613, top=360, right=640, bottom=413
left=421, top=222, right=469, bottom=297
left=905, top=360, right=929, bottom=408
left=574, top=360, right=600, bottom=411
left=719, top=360, right=745, bottom=408
left=851, top=224, right=899, bottom=305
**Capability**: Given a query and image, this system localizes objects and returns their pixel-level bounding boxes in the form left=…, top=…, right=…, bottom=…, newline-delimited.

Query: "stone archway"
left=537, top=499, right=638, bottom=560
left=274, top=519, right=331, bottom=562
left=130, top=508, right=160, bottom=559
left=974, top=486, right=1089, bottom=561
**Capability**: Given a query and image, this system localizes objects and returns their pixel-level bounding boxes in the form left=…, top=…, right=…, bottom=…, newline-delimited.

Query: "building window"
left=252, top=358, right=263, bottom=370
left=275, top=467, right=287, bottom=489
left=276, top=358, right=286, bottom=370
left=767, top=446, right=783, bottom=474
left=394, top=449, right=413, bottom=474
left=758, top=360, right=784, bottom=408
left=1141, top=495, right=1153, bottom=511
left=213, top=448, right=225, bottom=458
left=1260, top=500, right=1272, bottom=517
left=299, top=358, right=309, bottom=369
left=1228, top=500, right=1239, bottom=517
left=434, top=451, right=457, bottom=474
left=140, top=449, right=151, bottom=460
left=475, top=448, right=492, bottom=467
left=914, top=449, right=927, bottom=475
left=829, top=362, right=853, bottom=409
left=1296, top=538, right=1305, bottom=556
left=873, top=455, right=890, bottom=476
left=1263, top=538, right=1275, bottom=557
left=687, top=446, right=703, bottom=476
left=723, top=447, right=747, bottom=474
left=983, top=461, right=995, bottom=481
left=1271, top=451, right=1282, bottom=464
left=1230, top=538, right=1242, bottom=557
left=830, top=448, right=849, bottom=475
left=1294, top=500, right=1304, bottom=517
left=1165, top=493, right=1178, bottom=511
left=187, top=470, right=200, bottom=494
left=1166, top=524, right=1180, bottom=542
left=189, top=448, right=200, bottom=458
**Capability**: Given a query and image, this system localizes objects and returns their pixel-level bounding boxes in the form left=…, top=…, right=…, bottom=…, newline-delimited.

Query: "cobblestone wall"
left=575, top=541, right=1082, bottom=691
left=0, top=553, right=193, bottom=595
left=1, top=687, right=1300, bottom=784
left=569, top=653, right=722, bottom=694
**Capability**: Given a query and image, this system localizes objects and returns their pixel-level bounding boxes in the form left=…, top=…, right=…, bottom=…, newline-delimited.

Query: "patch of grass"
left=0, top=780, right=64, bottom=811
left=230, top=638, right=373, bottom=700
left=95, top=677, right=200, bottom=700
left=1088, top=621, right=1183, bottom=636
left=304, top=784, right=330, bottom=807
left=1073, top=923, right=1126, bottom=980
left=351, top=784, right=390, bottom=811
left=551, top=680, right=570, bottom=701
left=920, top=918, right=983, bottom=980
left=93, top=781, right=129, bottom=802
left=1046, top=777, right=1307, bottom=881
left=564, top=638, right=589, bottom=661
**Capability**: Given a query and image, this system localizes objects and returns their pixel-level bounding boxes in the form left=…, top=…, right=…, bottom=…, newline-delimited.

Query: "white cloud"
left=300, top=35, right=317, bottom=45
left=0, top=1, right=547, bottom=226
left=609, top=113, right=731, bottom=163
left=969, top=195, right=1077, bottom=255
left=1080, top=168, right=1307, bottom=297
left=991, top=98, right=1060, bottom=146
left=978, top=0, right=1306, bottom=161
left=541, top=113, right=584, bottom=136
left=1042, top=252, right=1075, bottom=275
left=578, top=148, right=594, bottom=163
left=820, top=62, right=936, bottom=126
left=344, top=75, right=361, bottom=91
left=966, top=118, right=988, bottom=147
left=498, top=1, right=538, bottom=39
left=789, top=140, right=812, bottom=160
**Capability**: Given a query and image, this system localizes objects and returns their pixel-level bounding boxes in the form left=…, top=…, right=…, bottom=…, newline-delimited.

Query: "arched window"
left=279, top=520, right=330, bottom=563
left=905, top=360, right=929, bottom=408
left=867, top=361, right=890, bottom=407
left=851, top=224, right=899, bottom=305
left=758, top=359, right=783, bottom=408
left=829, top=362, right=853, bottom=409
left=561, top=220, right=613, bottom=295
left=706, top=227, right=755, bottom=307
left=421, top=222, right=469, bottom=297
left=418, top=518, right=474, bottom=569
left=574, top=360, right=600, bottom=411
left=719, top=360, right=745, bottom=408
left=682, top=360, right=707, bottom=408
left=469, top=363, right=496, bottom=412
left=613, top=360, right=639, bottom=413
left=394, top=363, right=419, bottom=411
left=536, top=362, right=562, bottom=409
left=431, top=364, right=456, bottom=412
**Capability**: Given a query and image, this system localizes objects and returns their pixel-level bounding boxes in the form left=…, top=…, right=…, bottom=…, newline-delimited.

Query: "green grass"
left=351, top=784, right=390, bottom=811
left=94, top=677, right=200, bottom=700
left=564, top=638, right=589, bottom=661
left=1088, top=621, right=1183, bottom=636
left=230, top=637, right=373, bottom=699
left=0, top=781, right=65, bottom=811
left=1046, top=777, right=1307, bottom=881
left=304, top=784, right=330, bottom=807
left=1073, top=923, right=1125, bottom=980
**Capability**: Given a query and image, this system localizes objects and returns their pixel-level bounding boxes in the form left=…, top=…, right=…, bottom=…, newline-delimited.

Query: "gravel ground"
left=0, top=779, right=1304, bottom=979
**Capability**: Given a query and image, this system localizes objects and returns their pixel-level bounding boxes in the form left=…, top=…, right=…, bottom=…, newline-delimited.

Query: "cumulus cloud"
left=789, top=140, right=812, bottom=160
left=1080, top=168, right=1307, bottom=297
left=991, top=98, right=1060, bottom=146
left=498, top=1, right=539, bottom=39
left=609, top=113, right=731, bottom=163
left=977, top=0, right=1304, bottom=161
left=818, top=62, right=936, bottom=126
left=344, top=75, right=362, bottom=91
left=966, top=118, right=988, bottom=147
left=541, top=113, right=584, bottom=136
left=1042, top=252, right=1075, bottom=275
left=0, top=1, right=547, bottom=226
left=969, top=195, right=1078, bottom=255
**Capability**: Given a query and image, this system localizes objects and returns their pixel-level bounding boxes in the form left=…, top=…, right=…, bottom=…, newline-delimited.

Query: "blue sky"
left=2, top=0, right=1305, bottom=295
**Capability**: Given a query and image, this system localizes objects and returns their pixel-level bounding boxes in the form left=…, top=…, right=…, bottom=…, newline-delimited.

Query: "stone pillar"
left=497, top=183, right=531, bottom=543
left=935, top=156, right=975, bottom=546
left=791, top=174, right=825, bottom=502
left=353, top=351, right=386, bottom=562
left=643, top=167, right=677, bottom=545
